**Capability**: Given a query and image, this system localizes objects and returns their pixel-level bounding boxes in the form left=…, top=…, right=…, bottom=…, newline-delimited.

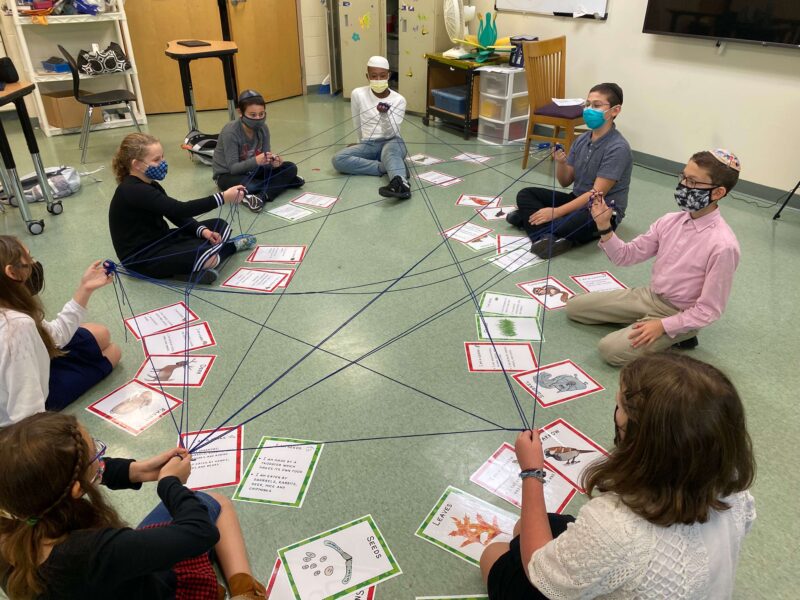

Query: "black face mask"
left=25, top=261, right=44, bottom=296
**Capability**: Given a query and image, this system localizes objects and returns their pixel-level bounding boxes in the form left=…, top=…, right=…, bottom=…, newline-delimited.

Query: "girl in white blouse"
left=0, top=235, right=120, bottom=426
left=481, top=353, right=756, bottom=599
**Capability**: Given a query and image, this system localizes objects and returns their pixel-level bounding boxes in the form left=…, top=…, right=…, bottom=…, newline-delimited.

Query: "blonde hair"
left=112, top=133, right=160, bottom=183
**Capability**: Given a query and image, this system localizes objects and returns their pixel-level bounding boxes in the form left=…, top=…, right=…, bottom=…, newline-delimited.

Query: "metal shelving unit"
left=4, top=1, right=146, bottom=137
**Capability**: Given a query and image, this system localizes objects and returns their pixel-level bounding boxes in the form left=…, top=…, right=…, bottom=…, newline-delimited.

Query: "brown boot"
left=228, top=572, right=267, bottom=599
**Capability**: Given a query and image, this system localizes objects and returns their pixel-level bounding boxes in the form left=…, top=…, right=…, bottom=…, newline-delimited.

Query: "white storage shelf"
left=6, top=1, right=146, bottom=137
left=14, top=12, right=125, bottom=25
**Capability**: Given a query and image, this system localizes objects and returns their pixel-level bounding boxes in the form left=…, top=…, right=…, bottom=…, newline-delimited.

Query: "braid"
left=33, top=426, right=85, bottom=522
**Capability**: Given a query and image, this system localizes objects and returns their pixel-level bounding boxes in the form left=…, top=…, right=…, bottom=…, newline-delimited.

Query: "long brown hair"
left=0, top=236, right=62, bottom=359
left=583, top=353, right=755, bottom=526
left=0, top=413, right=124, bottom=599
left=112, top=132, right=159, bottom=183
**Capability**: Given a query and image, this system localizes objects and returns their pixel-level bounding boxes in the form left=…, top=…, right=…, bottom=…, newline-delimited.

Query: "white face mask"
left=369, top=80, right=389, bottom=94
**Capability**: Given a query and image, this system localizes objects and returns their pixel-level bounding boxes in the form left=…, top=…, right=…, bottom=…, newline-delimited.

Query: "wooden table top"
left=0, top=81, right=35, bottom=107
left=165, top=40, right=238, bottom=60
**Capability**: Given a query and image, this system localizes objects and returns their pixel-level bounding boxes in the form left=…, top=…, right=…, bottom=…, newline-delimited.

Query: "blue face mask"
left=582, top=107, right=608, bottom=130
left=144, top=160, right=168, bottom=181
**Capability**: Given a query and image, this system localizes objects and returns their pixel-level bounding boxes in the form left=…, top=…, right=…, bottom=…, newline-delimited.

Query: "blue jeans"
left=138, top=491, right=221, bottom=528
left=331, top=137, right=407, bottom=180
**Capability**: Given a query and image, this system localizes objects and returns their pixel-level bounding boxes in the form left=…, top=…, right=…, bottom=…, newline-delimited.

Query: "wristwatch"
left=519, top=468, right=547, bottom=483
left=597, top=226, right=614, bottom=236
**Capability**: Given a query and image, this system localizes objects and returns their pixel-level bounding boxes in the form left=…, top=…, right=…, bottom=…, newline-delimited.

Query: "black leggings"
left=121, top=218, right=232, bottom=279
left=516, top=187, right=615, bottom=246
left=216, top=161, right=301, bottom=201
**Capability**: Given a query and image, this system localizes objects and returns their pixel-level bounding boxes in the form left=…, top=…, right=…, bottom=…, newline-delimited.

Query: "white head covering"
left=367, top=55, right=390, bottom=70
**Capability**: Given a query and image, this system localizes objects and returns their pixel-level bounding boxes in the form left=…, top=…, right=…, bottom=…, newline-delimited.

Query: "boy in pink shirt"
left=566, top=149, right=741, bottom=366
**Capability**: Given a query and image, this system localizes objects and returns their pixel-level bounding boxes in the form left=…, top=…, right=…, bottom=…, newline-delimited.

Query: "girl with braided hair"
left=0, top=413, right=266, bottom=599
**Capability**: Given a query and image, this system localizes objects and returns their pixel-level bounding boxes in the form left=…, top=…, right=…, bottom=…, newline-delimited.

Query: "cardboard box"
left=40, top=90, right=104, bottom=130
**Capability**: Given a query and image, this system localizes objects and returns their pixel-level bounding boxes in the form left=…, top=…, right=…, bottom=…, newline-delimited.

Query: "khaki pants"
left=566, top=287, right=698, bottom=367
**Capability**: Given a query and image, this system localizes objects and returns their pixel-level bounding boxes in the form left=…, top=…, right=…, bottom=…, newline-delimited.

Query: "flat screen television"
left=643, top=1, right=800, bottom=49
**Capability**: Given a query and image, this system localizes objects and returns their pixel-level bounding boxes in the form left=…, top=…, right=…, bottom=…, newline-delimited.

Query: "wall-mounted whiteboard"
left=495, top=0, right=608, bottom=18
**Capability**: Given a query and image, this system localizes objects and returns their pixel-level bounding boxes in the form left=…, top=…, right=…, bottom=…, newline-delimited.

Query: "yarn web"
left=107, top=101, right=614, bottom=459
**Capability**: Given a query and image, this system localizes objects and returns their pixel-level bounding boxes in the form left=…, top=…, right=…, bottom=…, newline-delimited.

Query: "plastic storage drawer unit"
left=431, top=85, right=468, bottom=115
left=480, top=71, right=527, bottom=97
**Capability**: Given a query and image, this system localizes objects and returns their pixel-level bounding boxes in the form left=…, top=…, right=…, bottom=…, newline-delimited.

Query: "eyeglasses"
left=89, top=438, right=107, bottom=484
left=583, top=101, right=610, bottom=110
left=678, top=172, right=717, bottom=189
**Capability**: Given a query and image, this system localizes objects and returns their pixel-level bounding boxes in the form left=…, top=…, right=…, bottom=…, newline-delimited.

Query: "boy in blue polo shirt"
left=507, top=83, right=633, bottom=258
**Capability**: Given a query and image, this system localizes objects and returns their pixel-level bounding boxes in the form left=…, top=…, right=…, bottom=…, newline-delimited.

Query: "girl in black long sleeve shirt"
left=0, top=412, right=266, bottom=599
left=109, top=133, right=256, bottom=284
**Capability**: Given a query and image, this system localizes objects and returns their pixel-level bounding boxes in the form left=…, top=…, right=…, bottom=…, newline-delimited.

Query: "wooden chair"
left=521, top=36, right=584, bottom=169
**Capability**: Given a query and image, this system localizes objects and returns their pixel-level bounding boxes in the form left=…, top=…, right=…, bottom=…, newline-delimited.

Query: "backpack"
left=181, top=130, right=218, bottom=166
left=0, top=166, right=81, bottom=203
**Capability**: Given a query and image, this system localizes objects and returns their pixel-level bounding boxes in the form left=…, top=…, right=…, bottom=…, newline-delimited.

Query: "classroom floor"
left=1, top=93, right=797, bottom=599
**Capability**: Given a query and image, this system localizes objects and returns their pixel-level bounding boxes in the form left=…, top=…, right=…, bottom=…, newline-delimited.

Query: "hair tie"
left=25, top=517, right=39, bottom=526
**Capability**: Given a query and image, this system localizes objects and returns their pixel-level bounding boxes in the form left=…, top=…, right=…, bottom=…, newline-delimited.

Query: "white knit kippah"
left=367, top=55, right=390, bottom=70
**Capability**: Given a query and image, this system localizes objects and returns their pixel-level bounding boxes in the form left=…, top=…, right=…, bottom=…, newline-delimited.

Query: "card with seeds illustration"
left=416, top=486, right=517, bottom=566
left=279, top=515, right=401, bottom=600
left=539, top=419, right=610, bottom=493
left=476, top=315, right=543, bottom=341
left=265, top=557, right=377, bottom=600
left=513, top=360, right=604, bottom=408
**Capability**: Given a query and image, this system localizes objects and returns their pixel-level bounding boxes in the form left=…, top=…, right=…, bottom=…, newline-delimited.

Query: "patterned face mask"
left=674, top=183, right=715, bottom=211
left=144, top=160, right=168, bottom=181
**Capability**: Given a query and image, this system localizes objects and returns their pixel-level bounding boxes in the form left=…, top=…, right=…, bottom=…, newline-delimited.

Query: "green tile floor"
left=0, top=94, right=797, bottom=599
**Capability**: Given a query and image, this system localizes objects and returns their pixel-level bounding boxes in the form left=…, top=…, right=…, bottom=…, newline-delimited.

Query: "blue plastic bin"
left=42, top=59, right=70, bottom=73
left=431, top=86, right=468, bottom=114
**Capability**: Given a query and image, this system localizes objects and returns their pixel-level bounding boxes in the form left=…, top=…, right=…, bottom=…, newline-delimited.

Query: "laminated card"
left=278, top=515, right=401, bottom=600
left=234, top=436, right=323, bottom=508
left=416, top=486, right=517, bottom=566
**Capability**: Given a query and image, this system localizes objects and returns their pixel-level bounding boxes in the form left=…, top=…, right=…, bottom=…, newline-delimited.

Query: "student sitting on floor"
left=0, top=412, right=267, bottom=599
left=0, top=236, right=120, bottom=427
left=212, top=89, right=305, bottom=212
left=331, top=55, right=411, bottom=200
left=507, top=83, right=632, bottom=258
left=480, top=353, right=756, bottom=600
left=566, top=149, right=741, bottom=366
left=109, top=133, right=256, bottom=285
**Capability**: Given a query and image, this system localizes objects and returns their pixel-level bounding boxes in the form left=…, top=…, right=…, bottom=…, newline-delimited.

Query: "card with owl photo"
left=539, top=419, right=610, bottom=493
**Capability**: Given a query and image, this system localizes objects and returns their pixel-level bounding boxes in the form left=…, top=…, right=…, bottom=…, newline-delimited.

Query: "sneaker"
left=231, top=234, right=257, bottom=252
left=673, top=336, right=699, bottom=350
left=196, top=268, right=218, bottom=285
left=505, top=209, right=524, bottom=228
left=530, top=234, right=572, bottom=259
left=242, top=193, right=265, bottom=213
left=291, top=176, right=305, bottom=188
left=379, top=175, right=411, bottom=200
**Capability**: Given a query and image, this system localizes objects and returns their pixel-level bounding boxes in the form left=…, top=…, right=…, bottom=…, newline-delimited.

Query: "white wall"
left=473, top=0, right=800, bottom=190
left=300, top=0, right=331, bottom=86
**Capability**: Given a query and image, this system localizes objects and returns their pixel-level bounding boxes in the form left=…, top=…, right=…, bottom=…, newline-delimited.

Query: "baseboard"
left=631, top=150, right=798, bottom=211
